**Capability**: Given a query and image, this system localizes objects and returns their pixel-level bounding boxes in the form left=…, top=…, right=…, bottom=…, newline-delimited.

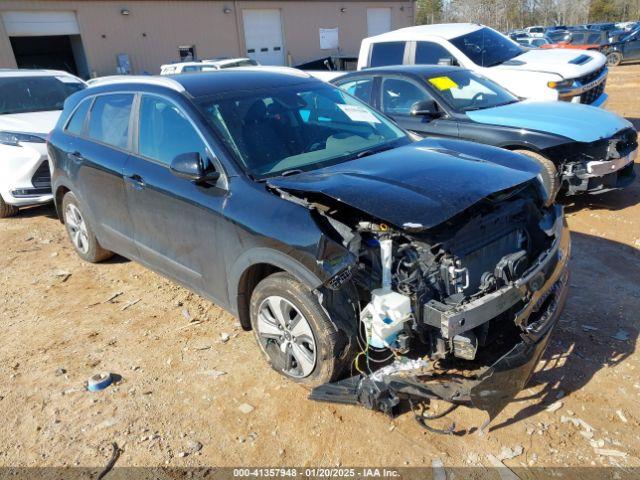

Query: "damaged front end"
left=267, top=150, right=570, bottom=428
left=555, top=127, right=637, bottom=195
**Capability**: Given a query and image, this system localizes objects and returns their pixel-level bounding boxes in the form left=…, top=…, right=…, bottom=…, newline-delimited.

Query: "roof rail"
left=87, top=75, right=185, bottom=92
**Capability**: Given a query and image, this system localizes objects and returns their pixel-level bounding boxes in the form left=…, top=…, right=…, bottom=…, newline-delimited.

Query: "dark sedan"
left=604, top=27, right=640, bottom=65
left=47, top=68, right=569, bottom=424
left=332, top=65, right=637, bottom=197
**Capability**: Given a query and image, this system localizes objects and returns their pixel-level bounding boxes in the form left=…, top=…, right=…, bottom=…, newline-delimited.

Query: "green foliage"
left=416, top=0, right=444, bottom=25
left=588, top=0, right=622, bottom=22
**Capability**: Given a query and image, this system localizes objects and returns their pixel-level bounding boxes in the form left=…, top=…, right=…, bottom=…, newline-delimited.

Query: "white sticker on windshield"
left=56, top=76, right=81, bottom=84
left=338, top=104, right=381, bottom=124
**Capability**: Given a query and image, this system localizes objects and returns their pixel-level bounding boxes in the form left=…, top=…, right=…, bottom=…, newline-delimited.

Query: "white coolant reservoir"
left=361, top=288, right=412, bottom=348
left=360, top=237, right=412, bottom=348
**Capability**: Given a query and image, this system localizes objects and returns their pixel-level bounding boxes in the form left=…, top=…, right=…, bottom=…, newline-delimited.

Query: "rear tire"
left=249, top=272, right=347, bottom=387
left=62, top=191, right=113, bottom=263
left=513, top=149, right=560, bottom=201
left=0, top=196, right=19, bottom=218
left=606, top=51, right=623, bottom=67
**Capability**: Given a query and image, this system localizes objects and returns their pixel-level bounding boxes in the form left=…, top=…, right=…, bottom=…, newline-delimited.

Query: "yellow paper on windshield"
left=429, top=76, right=458, bottom=91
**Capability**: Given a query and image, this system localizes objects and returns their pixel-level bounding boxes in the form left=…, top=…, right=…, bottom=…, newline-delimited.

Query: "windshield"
left=450, top=27, right=524, bottom=67
left=0, top=76, right=85, bottom=115
left=426, top=70, right=518, bottom=112
left=197, top=83, right=407, bottom=178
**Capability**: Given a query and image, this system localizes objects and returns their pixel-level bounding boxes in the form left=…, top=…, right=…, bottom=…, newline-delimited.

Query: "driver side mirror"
left=410, top=100, right=441, bottom=118
left=170, top=152, right=220, bottom=185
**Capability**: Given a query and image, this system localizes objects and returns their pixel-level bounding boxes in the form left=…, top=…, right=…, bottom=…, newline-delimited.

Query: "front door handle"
left=125, top=174, right=145, bottom=190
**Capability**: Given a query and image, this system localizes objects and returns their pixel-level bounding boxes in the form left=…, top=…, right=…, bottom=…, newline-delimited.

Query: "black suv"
left=48, top=69, right=569, bottom=421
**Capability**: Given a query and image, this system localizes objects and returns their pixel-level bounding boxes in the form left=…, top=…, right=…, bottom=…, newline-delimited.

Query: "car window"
left=87, top=94, right=133, bottom=149
left=572, top=33, right=585, bottom=43
left=0, top=76, right=85, bottom=115
left=381, top=77, right=432, bottom=116
left=197, top=83, right=406, bottom=178
left=337, top=78, right=374, bottom=103
left=138, top=95, right=207, bottom=165
left=426, top=70, right=517, bottom=112
left=450, top=27, right=524, bottom=67
left=415, top=41, right=456, bottom=65
left=370, top=42, right=406, bottom=67
left=65, top=98, right=92, bottom=136
left=587, top=32, right=602, bottom=43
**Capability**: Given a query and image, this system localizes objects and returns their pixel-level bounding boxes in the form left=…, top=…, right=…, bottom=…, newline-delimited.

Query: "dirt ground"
left=1, top=65, right=639, bottom=475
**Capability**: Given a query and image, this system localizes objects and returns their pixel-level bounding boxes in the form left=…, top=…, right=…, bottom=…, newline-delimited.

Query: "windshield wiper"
left=279, top=169, right=304, bottom=177
left=355, top=144, right=395, bottom=159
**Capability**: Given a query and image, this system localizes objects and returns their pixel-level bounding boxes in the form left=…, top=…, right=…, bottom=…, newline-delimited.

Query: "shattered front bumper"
left=310, top=220, right=571, bottom=424
left=563, top=148, right=637, bottom=195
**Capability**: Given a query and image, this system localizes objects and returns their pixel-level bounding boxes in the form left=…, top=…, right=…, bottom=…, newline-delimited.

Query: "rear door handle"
left=68, top=151, right=84, bottom=163
left=125, top=174, right=145, bottom=190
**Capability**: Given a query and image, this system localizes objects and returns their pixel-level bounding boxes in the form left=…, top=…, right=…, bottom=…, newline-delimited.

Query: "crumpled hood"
left=467, top=100, right=633, bottom=143
left=267, top=140, right=538, bottom=230
left=493, top=48, right=606, bottom=79
left=0, top=110, right=61, bottom=136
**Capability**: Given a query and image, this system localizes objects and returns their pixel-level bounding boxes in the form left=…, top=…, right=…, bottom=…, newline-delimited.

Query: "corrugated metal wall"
left=0, top=1, right=414, bottom=76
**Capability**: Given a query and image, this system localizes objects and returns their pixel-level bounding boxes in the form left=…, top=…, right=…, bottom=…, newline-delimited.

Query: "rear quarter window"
left=337, top=78, right=374, bottom=103
left=369, top=42, right=406, bottom=67
left=65, top=98, right=92, bottom=136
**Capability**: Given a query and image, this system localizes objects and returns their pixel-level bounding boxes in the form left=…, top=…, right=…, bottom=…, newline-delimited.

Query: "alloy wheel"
left=257, top=295, right=317, bottom=378
left=65, top=204, right=90, bottom=255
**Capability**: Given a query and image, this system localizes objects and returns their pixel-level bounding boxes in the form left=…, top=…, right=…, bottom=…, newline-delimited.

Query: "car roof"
left=336, top=64, right=467, bottom=80
left=0, top=68, right=78, bottom=78
left=366, top=23, right=483, bottom=42
left=173, top=67, right=318, bottom=97
left=86, top=67, right=321, bottom=98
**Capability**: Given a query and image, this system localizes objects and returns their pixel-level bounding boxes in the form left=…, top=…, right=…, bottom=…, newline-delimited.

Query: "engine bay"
left=271, top=177, right=569, bottom=428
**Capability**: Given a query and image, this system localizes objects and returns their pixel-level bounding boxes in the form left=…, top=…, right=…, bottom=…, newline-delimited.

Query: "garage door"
left=2, top=11, right=80, bottom=36
left=242, top=9, right=285, bottom=66
left=367, top=8, right=392, bottom=37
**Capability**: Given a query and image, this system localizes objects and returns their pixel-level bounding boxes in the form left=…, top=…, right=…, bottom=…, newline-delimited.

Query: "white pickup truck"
left=356, top=23, right=608, bottom=106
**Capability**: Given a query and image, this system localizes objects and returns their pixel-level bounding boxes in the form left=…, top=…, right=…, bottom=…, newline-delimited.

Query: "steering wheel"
left=304, top=141, right=324, bottom=153
left=470, top=92, right=485, bottom=106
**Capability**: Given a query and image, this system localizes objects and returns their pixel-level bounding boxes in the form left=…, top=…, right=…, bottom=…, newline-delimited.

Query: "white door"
left=242, top=9, right=285, bottom=66
left=2, top=11, right=80, bottom=36
left=367, top=8, right=392, bottom=37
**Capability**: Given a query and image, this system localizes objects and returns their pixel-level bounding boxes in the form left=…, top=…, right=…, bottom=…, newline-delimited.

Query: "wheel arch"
left=229, top=248, right=325, bottom=331
left=54, top=184, right=71, bottom=223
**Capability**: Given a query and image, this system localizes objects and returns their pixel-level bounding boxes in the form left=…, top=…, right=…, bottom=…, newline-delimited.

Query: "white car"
left=0, top=70, right=85, bottom=217
left=160, top=58, right=258, bottom=75
left=517, top=37, right=552, bottom=48
left=357, top=23, right=608, bottom=106
left=525, top=25, right=546, bottom=38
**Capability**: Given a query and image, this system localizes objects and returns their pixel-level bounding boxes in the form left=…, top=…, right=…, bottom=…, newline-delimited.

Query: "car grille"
left=31, top=161, right=51, bottom=189
left=580, top=79, right=606, bottom=104
left=572, top=65, right=607, bottom=104
left=579, top=65, right=606, bottom=85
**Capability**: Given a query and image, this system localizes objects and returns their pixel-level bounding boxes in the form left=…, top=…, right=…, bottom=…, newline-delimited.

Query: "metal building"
left=0, top=0, right=414, bottom=77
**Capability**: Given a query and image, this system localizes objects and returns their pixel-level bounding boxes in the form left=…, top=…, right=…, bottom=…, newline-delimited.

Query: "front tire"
left=62, top=191, right=113, bottom=263
left=513, top=149, right=560, bottom=202
left=606, top=51, right=623, bottom=67
left=250, top=272, right=346, bottom=387
left=0, top=196, right=19, bottom=218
